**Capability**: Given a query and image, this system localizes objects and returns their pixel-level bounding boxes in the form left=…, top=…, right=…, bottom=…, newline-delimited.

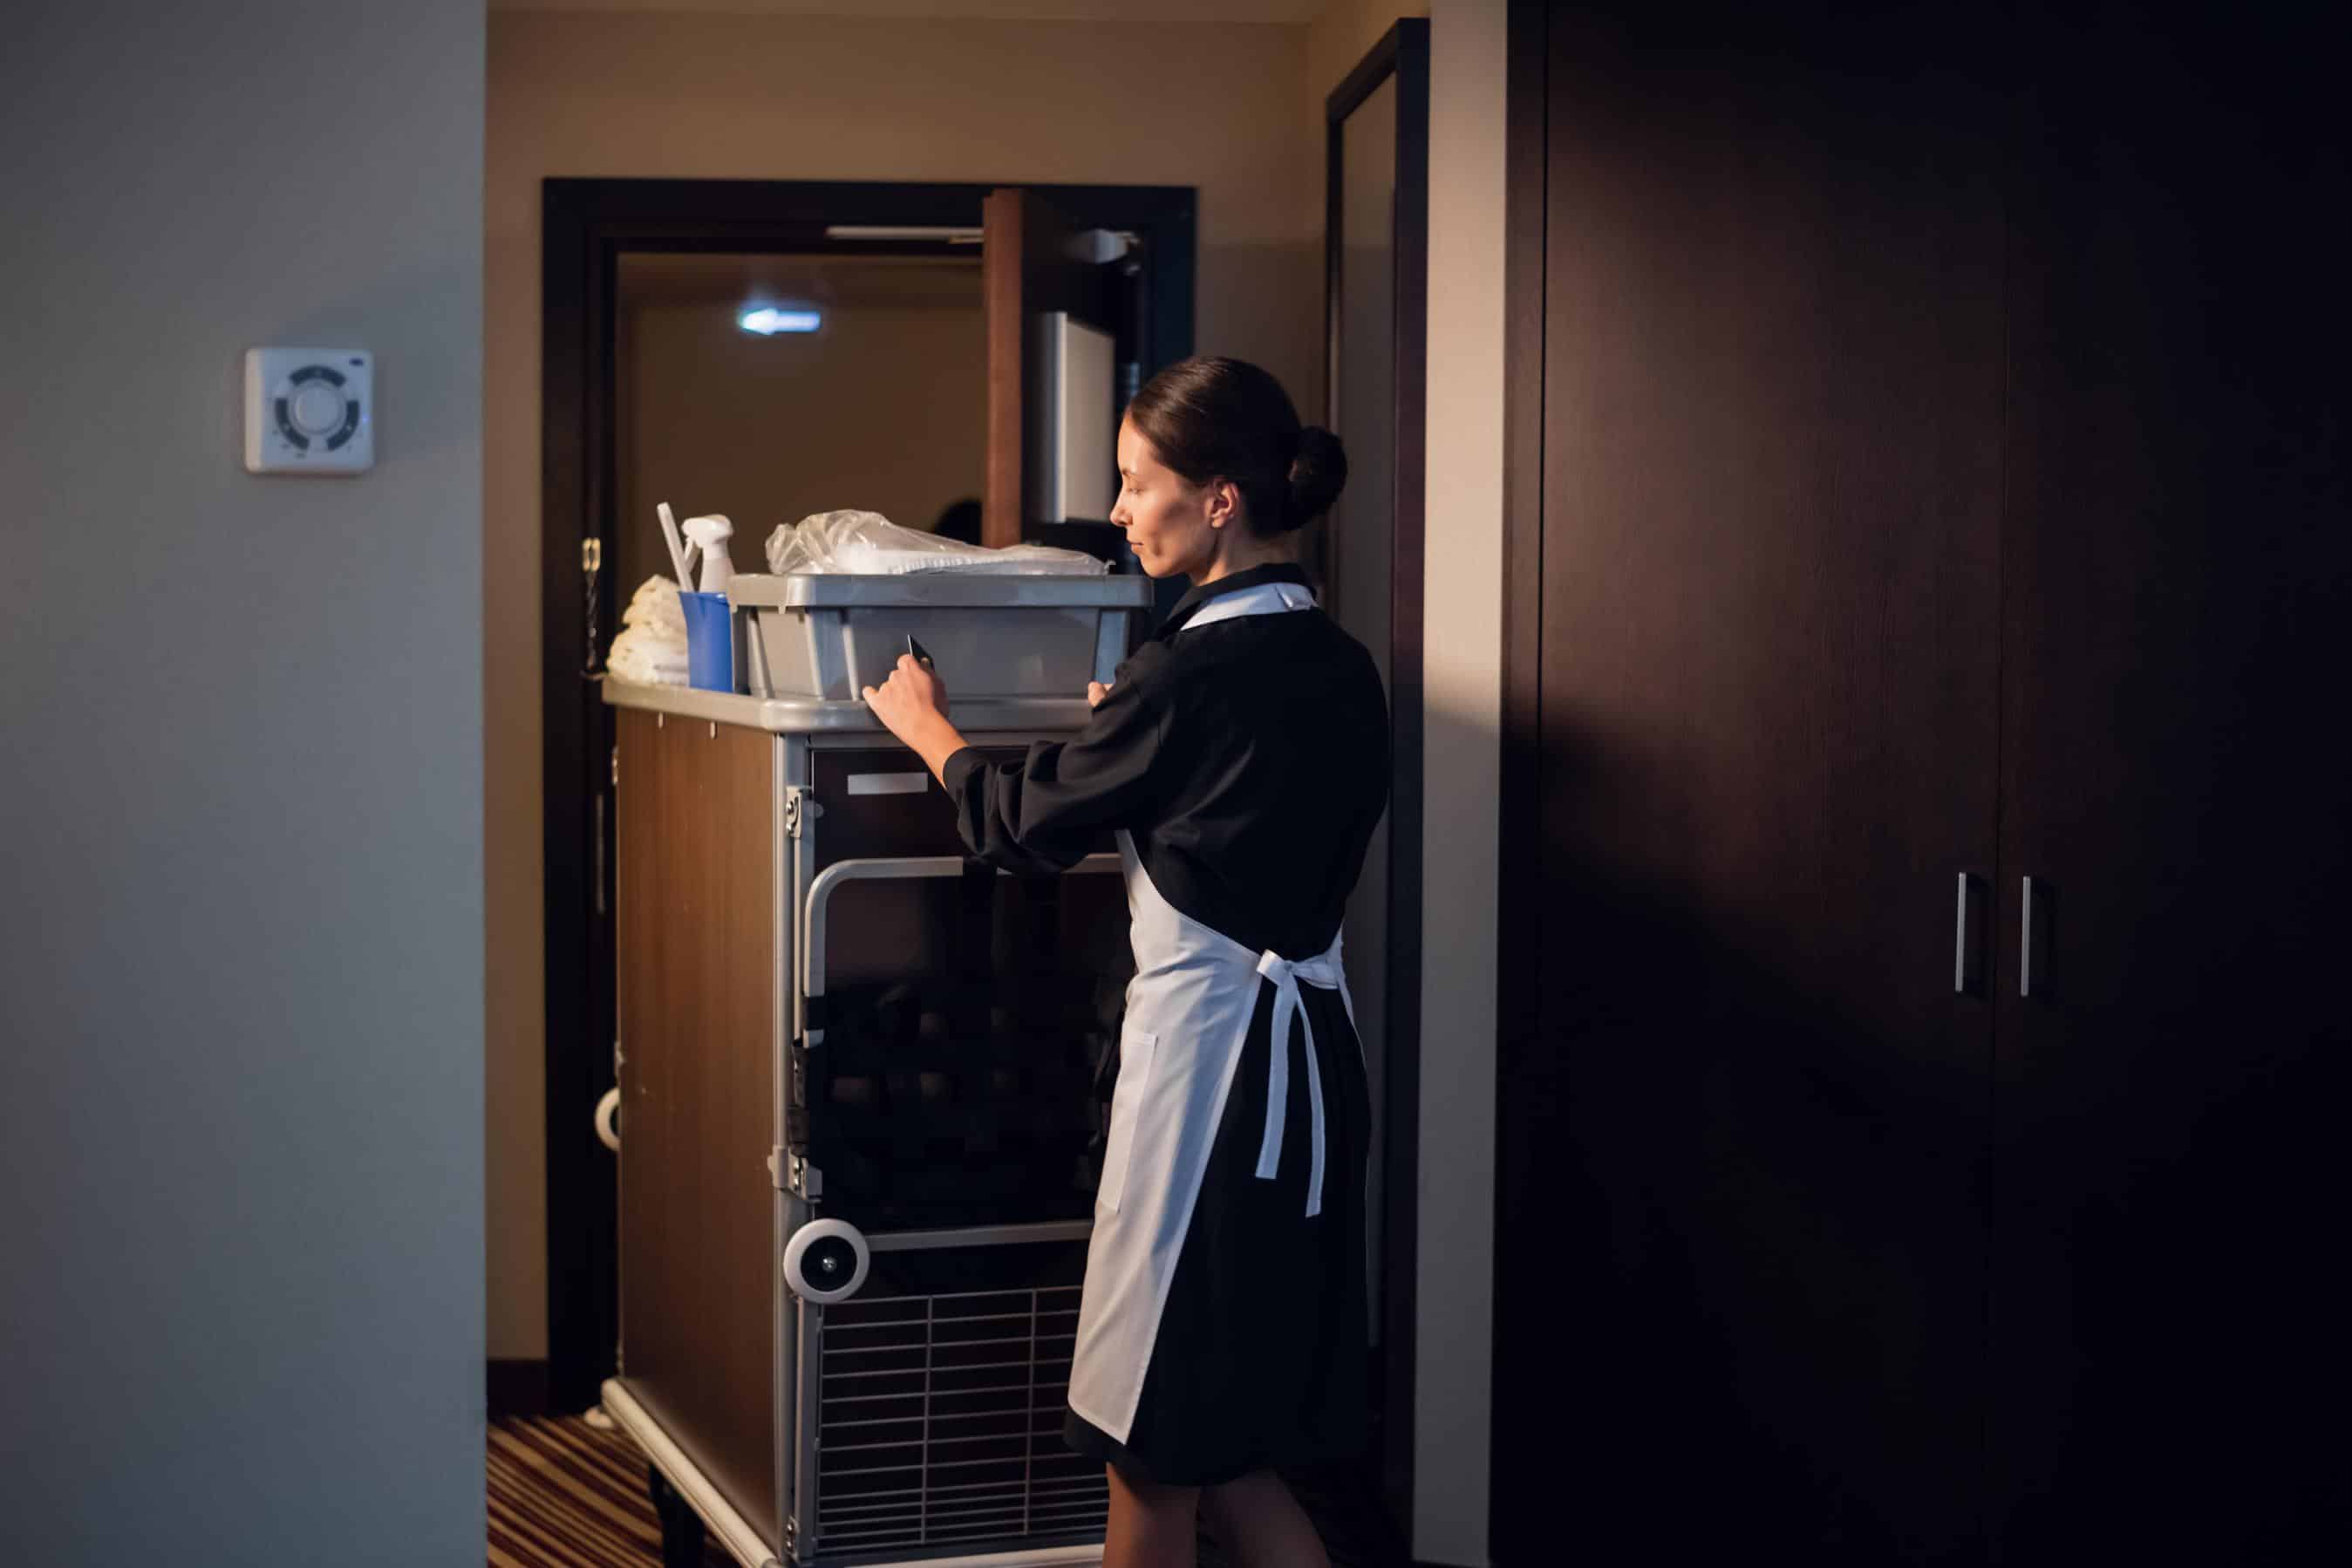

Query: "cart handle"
left=799, top=853, right=1120, bottom=1044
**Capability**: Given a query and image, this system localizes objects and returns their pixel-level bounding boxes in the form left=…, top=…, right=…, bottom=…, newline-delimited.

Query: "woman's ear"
left=1205, top=477, right=1240, bottom=529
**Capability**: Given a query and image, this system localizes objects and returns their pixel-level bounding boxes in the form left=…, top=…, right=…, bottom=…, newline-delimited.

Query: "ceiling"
left=489, top=1, right=1324, bottom=22
left=617, top=250, right=984, bottom=310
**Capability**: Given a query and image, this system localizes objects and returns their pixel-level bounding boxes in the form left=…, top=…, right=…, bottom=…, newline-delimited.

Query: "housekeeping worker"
left=864, top=356, right=1387, bottom=1568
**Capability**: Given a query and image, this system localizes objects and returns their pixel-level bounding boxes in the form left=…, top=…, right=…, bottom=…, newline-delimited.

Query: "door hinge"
left=579, top=536, right=606, bottom=679
left=771, top=1148, right=823, bottom=1198
left=610, top=743, right=619, bottom=787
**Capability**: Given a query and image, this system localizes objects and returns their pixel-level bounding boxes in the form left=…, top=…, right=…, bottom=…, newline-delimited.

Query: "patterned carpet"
left=488, top=1416, right=728, bottom=1568
left=488, top=1415, right=1408, bottom=1567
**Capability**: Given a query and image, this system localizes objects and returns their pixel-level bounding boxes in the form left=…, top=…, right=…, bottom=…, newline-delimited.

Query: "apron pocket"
left=1096, top=1027, right=1159, bottom=1213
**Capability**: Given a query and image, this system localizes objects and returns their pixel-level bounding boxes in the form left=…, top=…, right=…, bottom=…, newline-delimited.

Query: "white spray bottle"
left=681, top=515, right=736, bottom=595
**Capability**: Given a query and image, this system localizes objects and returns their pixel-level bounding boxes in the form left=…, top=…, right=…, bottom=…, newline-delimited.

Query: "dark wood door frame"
left=1497, top=13, right=1547, bottom=1087
left=1326, top=17, right=1429, bottom=1551
left=1494, top=10, right=1554, bottom=1551
left=1495, top=28, right=1546, bottom=1551
left=539, top=177, right=1195, bottom=1414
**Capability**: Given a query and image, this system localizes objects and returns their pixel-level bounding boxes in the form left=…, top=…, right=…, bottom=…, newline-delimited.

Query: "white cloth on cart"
left=607, top=574, right=691, bottom=685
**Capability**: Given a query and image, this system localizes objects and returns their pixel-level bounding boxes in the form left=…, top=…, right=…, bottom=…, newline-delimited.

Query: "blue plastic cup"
left=679, top=590, right=735, bottom=692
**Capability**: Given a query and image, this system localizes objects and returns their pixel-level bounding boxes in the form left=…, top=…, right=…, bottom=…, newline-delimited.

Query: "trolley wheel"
left=646, top=1463, right=707, bottom=1568
left=782, top=1216, right=871, bottom=1304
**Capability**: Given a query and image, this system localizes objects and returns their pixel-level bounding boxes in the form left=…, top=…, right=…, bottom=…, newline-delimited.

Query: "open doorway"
left=538, top=178, right=1197, bottom=1415
left=613, top=249, right=992, bottom=590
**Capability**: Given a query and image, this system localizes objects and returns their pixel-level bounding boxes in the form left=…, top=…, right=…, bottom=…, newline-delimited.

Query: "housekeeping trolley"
left=599, top=573, right=1153, bottom=1568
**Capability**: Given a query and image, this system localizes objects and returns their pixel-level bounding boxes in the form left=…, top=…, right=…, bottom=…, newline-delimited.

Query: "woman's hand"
left=1087, top=681, right=1112, bottom=709
left=863, top=655, right=967, bottom=781
left=865, top=652, right=948, bottom=728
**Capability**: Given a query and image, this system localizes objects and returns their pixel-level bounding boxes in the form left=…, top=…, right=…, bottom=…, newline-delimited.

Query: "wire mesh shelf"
left=813, top=1284, right=1107, bottom=1553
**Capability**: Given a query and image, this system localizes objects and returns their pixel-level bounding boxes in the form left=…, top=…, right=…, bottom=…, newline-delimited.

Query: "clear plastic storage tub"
left=727, top=572, right=1153, bottom=701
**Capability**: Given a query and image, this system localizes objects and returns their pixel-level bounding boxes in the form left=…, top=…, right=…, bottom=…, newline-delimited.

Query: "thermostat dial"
left=245, top=347, right=373, bottom=474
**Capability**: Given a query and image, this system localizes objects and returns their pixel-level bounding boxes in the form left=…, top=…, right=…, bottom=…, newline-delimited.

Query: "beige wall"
left=1313, top=0, right=1429, bottom=79
left=1415, top=4, right=1502, bottom=1564
left=487, top=8, right=1320, bottom=1361
left=1307, top=0, right=1430, bottom=200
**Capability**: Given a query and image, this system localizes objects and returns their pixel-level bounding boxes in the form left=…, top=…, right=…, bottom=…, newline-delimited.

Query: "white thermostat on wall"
left=244, top=347, right=372, bottom=474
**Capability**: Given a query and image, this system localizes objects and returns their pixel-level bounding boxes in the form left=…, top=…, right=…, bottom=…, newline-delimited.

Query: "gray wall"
left=0, top=3, right=485, bottom=1562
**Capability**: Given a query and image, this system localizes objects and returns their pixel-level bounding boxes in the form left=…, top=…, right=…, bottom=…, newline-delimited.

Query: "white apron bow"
left=1252, top=944, right=1350, bottom=1217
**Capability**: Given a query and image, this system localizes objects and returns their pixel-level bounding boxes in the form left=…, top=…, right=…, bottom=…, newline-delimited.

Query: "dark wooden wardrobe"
left=1494, top=2, right=2349, bottom=1561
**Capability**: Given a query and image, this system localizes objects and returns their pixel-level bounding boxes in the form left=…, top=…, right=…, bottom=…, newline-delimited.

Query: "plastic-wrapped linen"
left=606, top=575, right=692, bottom=685
left=766, top=509, right=1110, bottom=576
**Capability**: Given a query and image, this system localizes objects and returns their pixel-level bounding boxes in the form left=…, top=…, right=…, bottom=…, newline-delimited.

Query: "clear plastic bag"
left=765, top=508, right=1110, bottom=576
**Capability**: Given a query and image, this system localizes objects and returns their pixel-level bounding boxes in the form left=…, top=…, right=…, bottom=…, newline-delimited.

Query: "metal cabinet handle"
left=2020, top=875, right=2047, bottom=999
left=1953, top=873, right=1984, bottom=995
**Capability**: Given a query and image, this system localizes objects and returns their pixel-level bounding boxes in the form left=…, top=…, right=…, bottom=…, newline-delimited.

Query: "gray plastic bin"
left=727, top=572, right=1152, bottom=701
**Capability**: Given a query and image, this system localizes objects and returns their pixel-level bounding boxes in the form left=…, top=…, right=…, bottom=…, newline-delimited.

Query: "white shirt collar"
left=1178, top=580, right=1318, bottom=631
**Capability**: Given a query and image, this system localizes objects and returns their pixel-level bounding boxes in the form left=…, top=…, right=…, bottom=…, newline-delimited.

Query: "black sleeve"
left=941, top=650, right=1173, bottom=874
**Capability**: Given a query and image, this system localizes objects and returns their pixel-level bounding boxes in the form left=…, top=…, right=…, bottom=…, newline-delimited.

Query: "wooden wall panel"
left=1988, top=5, right=2352, bottom=1557
left=1497, top=2, right=2007, bottom=1559
left=1499, top=3, right=2350, bottom=1562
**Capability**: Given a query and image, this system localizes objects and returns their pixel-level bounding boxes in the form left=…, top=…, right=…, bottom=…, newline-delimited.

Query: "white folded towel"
left=608, top=574, right=691, bottom=686
left=621, top=574, right=688, bottom=634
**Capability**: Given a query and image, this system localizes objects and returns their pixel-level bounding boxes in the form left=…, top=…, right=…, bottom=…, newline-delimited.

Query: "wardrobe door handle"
left=1953, top=873, right=1985, bottom=995
left=2020, top=876, right=2049, bottom=999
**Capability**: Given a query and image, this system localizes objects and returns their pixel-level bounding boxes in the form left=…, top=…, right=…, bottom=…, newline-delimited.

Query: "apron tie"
left=1252, top=948, right=1343, bottom=1217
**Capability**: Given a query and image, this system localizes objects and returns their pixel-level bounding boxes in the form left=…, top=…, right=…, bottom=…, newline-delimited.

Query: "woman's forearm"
left=902, top=712, right=970, bottom=785
left=860, top=654, right=968, bottom=781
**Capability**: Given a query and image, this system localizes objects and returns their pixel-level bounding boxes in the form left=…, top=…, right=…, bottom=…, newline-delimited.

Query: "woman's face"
left=1111, top=418, right=1229, bottom=580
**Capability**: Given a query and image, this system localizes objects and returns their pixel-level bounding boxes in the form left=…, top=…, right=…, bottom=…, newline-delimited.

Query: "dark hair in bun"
left=1127, top=355, right=1348, bottom=535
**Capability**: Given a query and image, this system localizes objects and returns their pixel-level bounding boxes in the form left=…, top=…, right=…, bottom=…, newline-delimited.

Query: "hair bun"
left=1284, top=425, right=1348, bottom=530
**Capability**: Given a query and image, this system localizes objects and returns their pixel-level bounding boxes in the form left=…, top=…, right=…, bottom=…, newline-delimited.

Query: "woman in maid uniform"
left=863, top=355, right=1388, bottom=1568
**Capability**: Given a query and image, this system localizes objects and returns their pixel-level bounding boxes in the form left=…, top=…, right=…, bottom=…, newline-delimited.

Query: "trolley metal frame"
left=603, top=686, right=1133, bottom=1568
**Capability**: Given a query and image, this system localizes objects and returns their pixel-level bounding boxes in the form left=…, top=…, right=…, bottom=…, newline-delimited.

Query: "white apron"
left=1063, top=580, right=1364, bottom=1446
